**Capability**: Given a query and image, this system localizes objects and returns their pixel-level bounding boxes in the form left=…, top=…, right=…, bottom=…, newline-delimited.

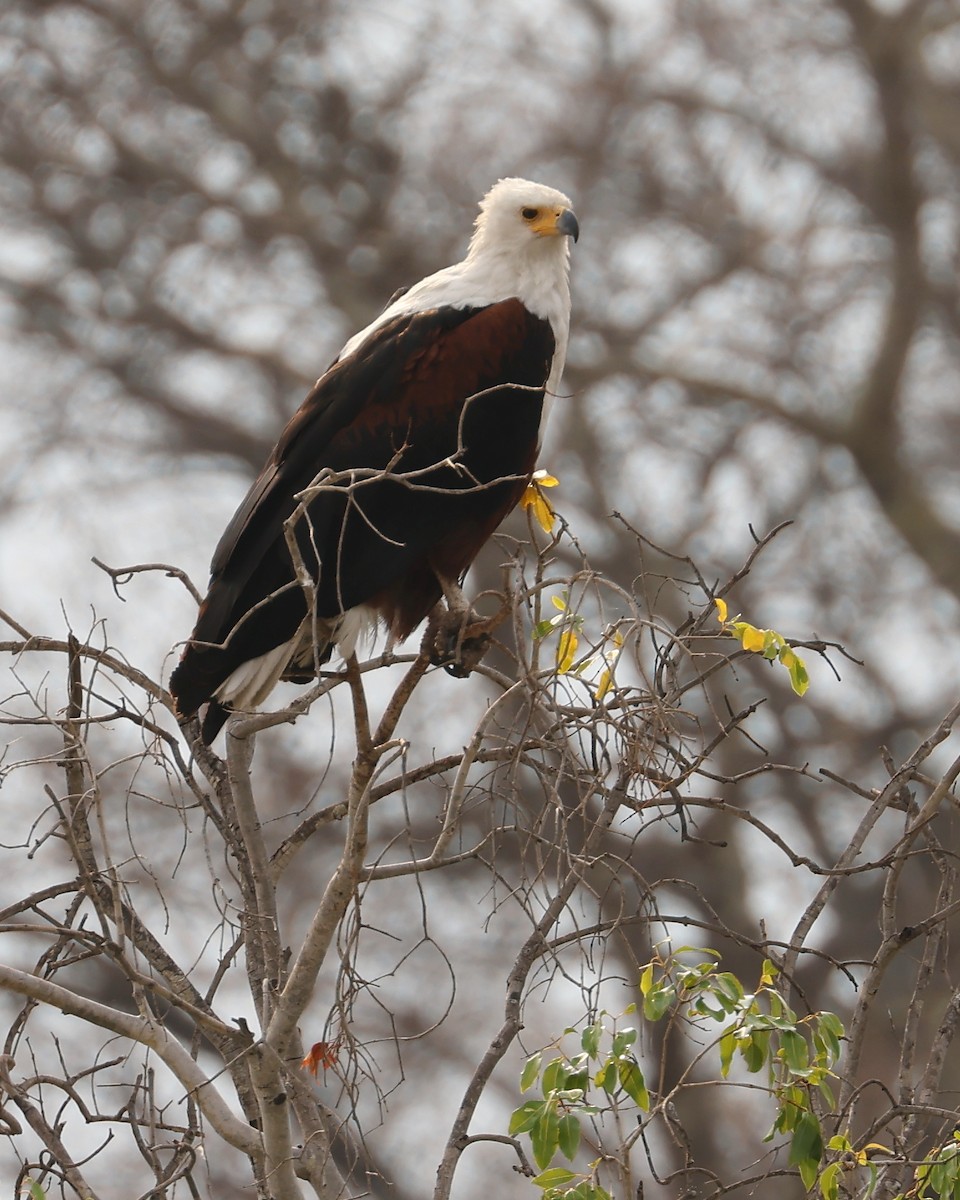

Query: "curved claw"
left=440, top=630, right=492, bottom=677
left=429, top=606, right=493, bottom=676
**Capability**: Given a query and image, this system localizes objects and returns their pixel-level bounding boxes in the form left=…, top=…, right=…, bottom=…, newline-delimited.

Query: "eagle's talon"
left=441, top=631, right=493, bottom=677
left=429, top=607, right=493, bottom=676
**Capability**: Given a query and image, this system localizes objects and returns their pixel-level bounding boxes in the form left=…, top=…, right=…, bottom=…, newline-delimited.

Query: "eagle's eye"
left=521, top=207, right=539, bottom=221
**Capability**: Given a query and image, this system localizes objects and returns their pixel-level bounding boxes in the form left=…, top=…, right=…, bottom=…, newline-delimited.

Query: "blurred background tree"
left=3, top=0, right=960, bottom=1196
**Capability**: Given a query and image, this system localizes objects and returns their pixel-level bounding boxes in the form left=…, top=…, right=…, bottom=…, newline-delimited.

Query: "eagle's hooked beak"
left=556, top=207, right=580, bottom=243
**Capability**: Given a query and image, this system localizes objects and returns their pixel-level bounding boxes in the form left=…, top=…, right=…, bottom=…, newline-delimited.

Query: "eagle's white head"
left=467, top=177, right=579, bottom=262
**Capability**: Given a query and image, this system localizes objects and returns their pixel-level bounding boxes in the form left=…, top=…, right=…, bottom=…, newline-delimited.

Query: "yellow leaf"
left=533, top=493, right=555, bottom=532
left=739, top=624, right=767, bottom=653
left=714, top=597, right=728, bottom=624
left=531, top=470, right=559, bottom=487
left=551, top=594, right=567, bottom=611
left=520, top=483, right=556, bottom=533
left=594, top=628, right=623, bottom=700
left=521, top=471, right=560, bottom=533
left=557, top=629, right=578, bottom=673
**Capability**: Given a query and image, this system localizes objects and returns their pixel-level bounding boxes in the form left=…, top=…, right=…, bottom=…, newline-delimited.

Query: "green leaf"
left=510, top=1099, right=545, bottom=1136
left=558, top=1112, right=581, bottom=1160
left=741, top=1029, right=770, bottom=1073
left=542, top=1058, right=564, bottom=1097
left=817, top=1012, right=845, bottom=1052
left=866, top=1161, right=879, bottom=1197
left=581, top=1021, right=603, bottom=1060
left=595, top=1059, right=617, bottom=1093
left=780, top=1029, right=809, bottom=1074
left=768, top=991, right=788, bottom=1020
left=567, top=1186, right=611, bottom=1200
left=611, top=1027, right=637, bottom=1056
left=531, top=1104, right=561, bottom=1171
left=789, top=1110, right=824, bottom=1190
left=563, top=1066, right=590, bottom=1095
left=521, top=1052, right=543, bottom=1094
left=639, top=963, right=655, bottom=996
left=532, top=1167, right=577, bottom=1189
left=691, top=995, right=729, bottom=1020
left=564, top=1186, right=592, bottom=1200
left=676, top=962, right=711, bottom=991
left=712, top=971, right=745, bottom=1007
left=798, top=1154, right=820, bottom=1191
left=643, top=982, right=676, bottom=1022
left=818, top=1077, right=837, bottom=1108
left=819, top=1160, right=841, bottom=1200
left=617, top=1057, right=650, bottom=1111
left=719, top=1029, right=737, bottom=1078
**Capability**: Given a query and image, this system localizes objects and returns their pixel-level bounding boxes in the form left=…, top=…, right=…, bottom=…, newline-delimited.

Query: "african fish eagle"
left=170, top=177, right=579, bottom=743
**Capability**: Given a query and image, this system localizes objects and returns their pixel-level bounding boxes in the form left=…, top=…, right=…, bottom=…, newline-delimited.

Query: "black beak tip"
left=558, top=209, right=580, bottom=243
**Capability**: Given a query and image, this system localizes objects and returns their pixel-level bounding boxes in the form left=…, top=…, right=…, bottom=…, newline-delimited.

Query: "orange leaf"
left=301, top=1040, right=340, bottom=1076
